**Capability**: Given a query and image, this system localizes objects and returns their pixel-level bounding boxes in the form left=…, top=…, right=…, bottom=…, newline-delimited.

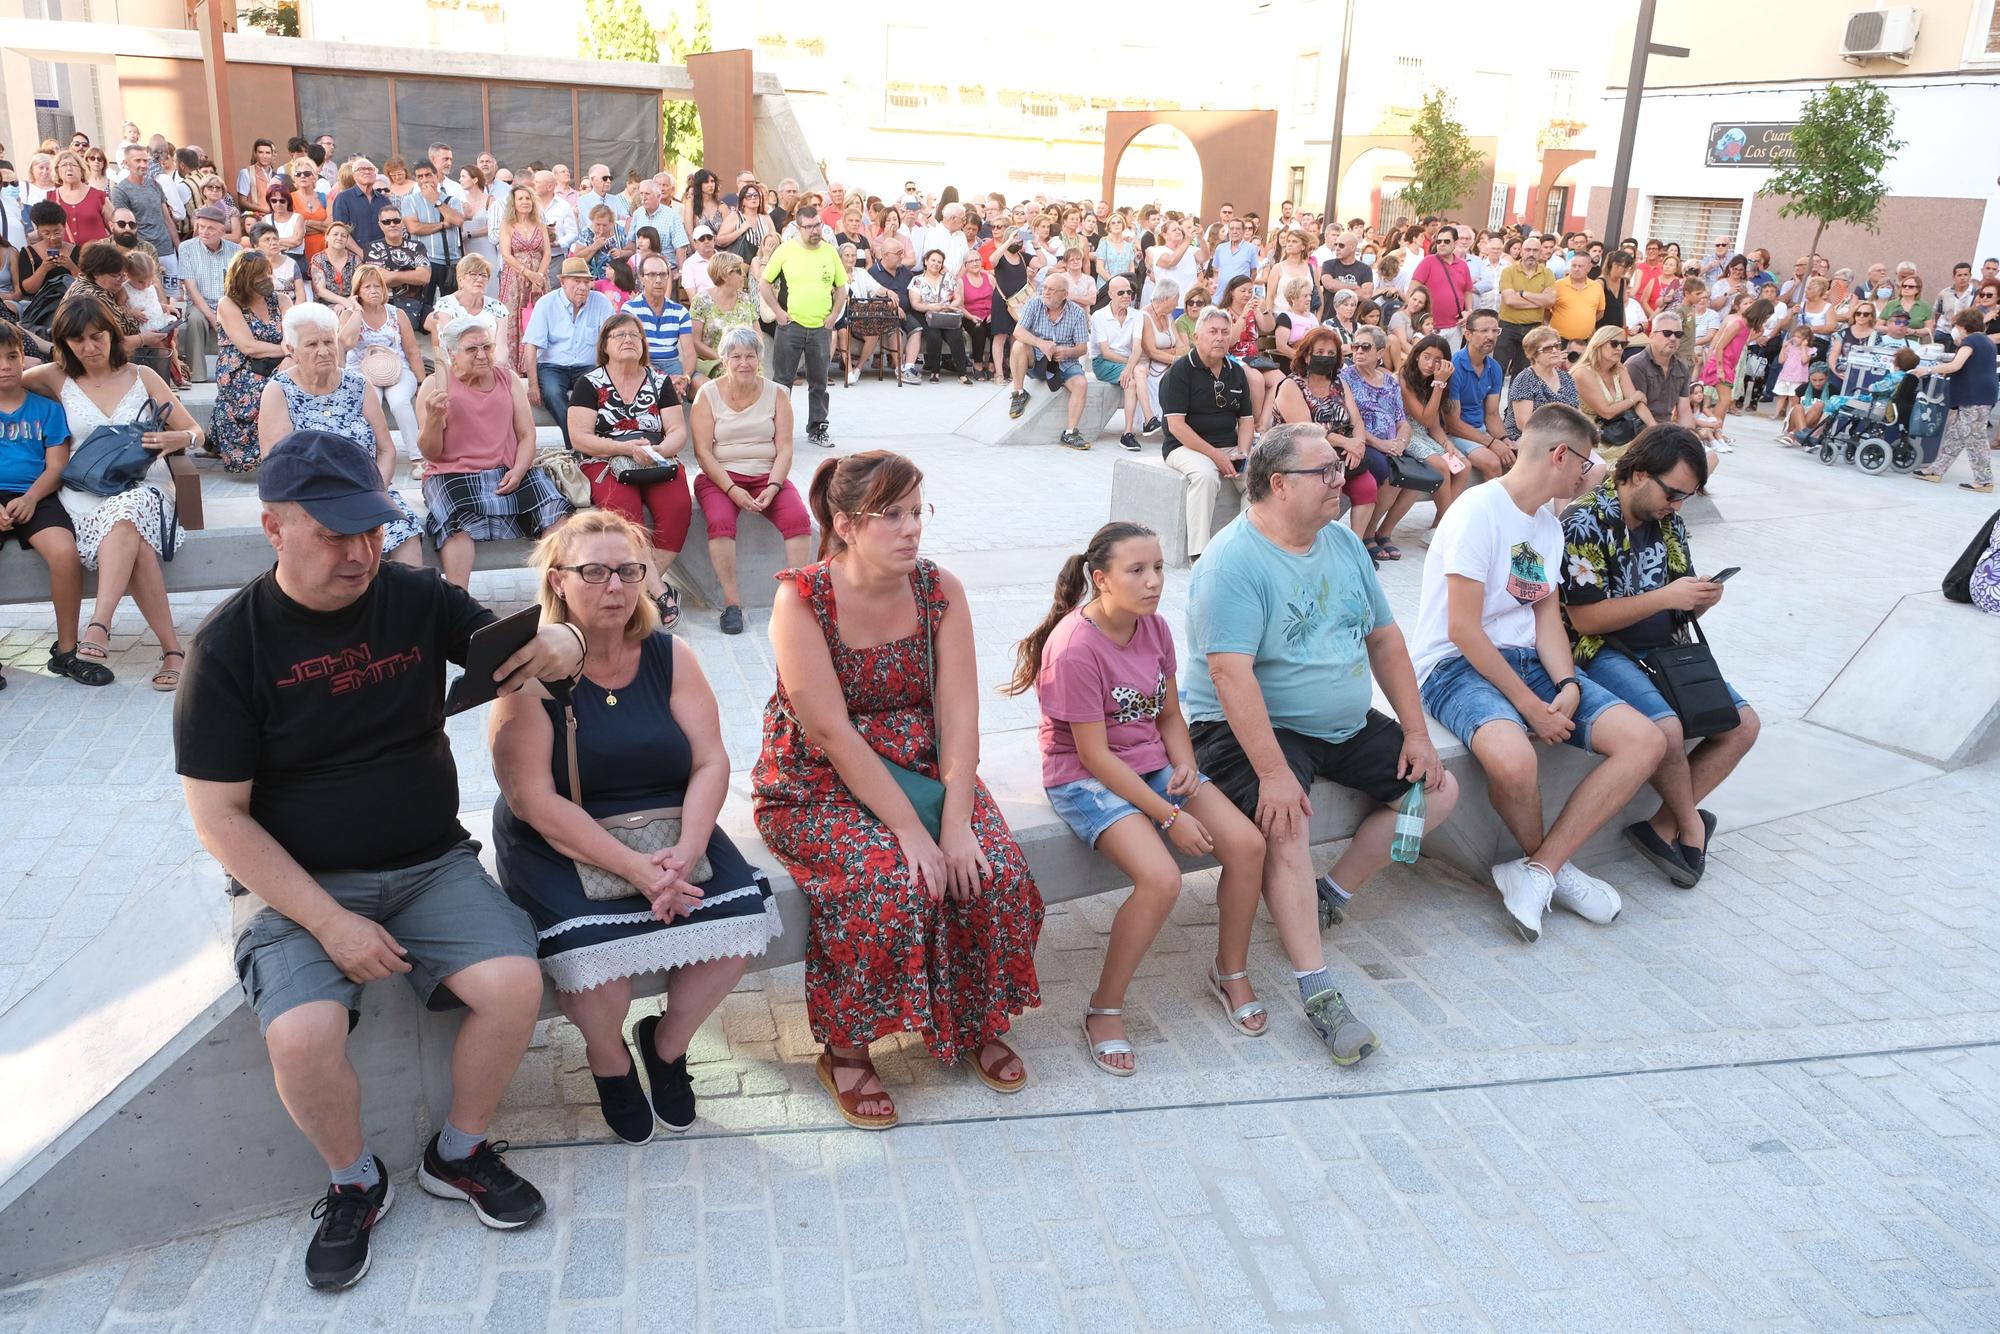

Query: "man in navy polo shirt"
left=1443, top=310, right=1513, bottom=479
left=330, top=158, right=397, bottom=252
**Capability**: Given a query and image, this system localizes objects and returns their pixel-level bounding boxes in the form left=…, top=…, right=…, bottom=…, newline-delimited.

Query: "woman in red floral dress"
left=753, top=450, right=1043, bottom=1129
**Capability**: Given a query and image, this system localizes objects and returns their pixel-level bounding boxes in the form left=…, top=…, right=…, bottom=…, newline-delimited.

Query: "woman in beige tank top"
left=689, top=327, right=816, bottom=633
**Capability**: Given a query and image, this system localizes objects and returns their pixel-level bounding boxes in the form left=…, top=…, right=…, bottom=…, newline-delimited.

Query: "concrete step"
left=1806, top=589, right=2000, bottom=768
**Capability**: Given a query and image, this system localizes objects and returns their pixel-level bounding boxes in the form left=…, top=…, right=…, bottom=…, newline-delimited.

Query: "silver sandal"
left=1208, top=965, right=1269, bottom=1037
left=1081, top=1006, right=1135, bottom=1077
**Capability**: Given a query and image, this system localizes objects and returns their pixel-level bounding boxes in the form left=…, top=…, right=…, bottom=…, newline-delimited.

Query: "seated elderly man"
left=175, top=431, right=587, bottom=1291
left=1561, top=424, right=1758, bottom=888
left=415, top=314, right=574, bottom=588
left=1157, top=304, right=1253, bottom=559
left=1186, top=422, right=1458, bottom=1065
left=1006, top=271, right=1092, bottom=448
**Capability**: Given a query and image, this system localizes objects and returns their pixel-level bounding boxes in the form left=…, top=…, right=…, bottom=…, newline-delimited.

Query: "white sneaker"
left=845, top=367, right=859, bottom=387
left=1712, top=438, right=1734, bottom=453
left=1491, top=858, right=1554, bottom=943
left=1551, top=862, right=1622, bottom=925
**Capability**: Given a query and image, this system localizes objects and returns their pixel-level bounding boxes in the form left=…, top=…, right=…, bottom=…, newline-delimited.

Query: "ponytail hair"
left=1002, top=521, right=1155, bottom=697
left=807, top=449, right=925, bottom=560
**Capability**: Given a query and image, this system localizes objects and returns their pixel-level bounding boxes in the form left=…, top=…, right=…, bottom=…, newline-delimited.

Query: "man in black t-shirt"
left=173, top=432, right=584, bottom=1292
left=1157, top=307, right=1253, bottom=560
left=1317, top=232, right=1375, bottom=307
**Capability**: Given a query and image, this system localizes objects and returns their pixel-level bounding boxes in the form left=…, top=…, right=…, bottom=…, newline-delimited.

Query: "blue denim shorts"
left=1046, top=765, right=1198, bottom=847
left=1421, top=648, right=1624, bottom=754
left=1581, top=644, right=1747, bottom=724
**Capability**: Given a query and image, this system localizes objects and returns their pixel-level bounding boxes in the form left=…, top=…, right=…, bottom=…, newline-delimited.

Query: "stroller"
left=1791, top=345, right=1945, bottom=475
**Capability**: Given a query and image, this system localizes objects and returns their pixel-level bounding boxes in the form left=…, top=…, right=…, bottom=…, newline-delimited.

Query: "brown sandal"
left=970, top=1036, right=1028, bottom=1094
left=76, top=622, right=112, bottom=662
left=815, top=1046, right=898, bottom=1130
left=151, top=650, right=185, bottom=692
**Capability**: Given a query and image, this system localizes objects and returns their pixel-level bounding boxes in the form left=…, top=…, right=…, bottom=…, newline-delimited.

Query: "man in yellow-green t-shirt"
left=1496, top=244, right=1558, bottom=376
left=759, top=203, right=849, bottom=446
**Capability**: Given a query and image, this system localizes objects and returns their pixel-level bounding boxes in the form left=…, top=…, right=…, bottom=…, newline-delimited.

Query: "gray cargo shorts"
left=232, top=840, right=538, bottom=1033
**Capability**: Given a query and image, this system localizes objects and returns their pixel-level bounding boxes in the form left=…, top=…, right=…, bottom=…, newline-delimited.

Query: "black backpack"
left=1943, top=508, right=2000, bottom=603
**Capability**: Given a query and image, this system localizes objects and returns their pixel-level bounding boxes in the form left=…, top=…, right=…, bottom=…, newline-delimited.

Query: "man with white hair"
left=1007, top=272, right=1092, bottom=448
left=1157, top=306, right=1253, bottom=552
left=330, top=158, right=396, bottom=251
left=577, top=163, right=629, bottom=221
left=770, top=178, right=801, bottom=232
left=628, top=177, right=688, bottom=262
left=933, top=202, right=969, bottom=277
left=532, top=170, right=578, bottom=252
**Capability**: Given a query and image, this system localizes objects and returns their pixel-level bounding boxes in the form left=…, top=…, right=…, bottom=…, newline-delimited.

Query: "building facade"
left=1587, top=0, right=2000, bottom=284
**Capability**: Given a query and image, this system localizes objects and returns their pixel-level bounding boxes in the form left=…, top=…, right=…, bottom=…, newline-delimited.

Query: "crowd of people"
left=6, top=121, right=1999, bottom=1292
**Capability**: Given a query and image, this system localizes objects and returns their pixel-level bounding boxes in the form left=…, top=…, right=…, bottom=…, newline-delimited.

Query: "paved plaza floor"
left=3, top=383, right=1999, bottom=1331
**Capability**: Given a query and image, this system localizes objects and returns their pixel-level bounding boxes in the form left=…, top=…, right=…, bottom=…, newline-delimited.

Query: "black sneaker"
left=719, top=604, right=745, bottom=635
left=592, top=1053, right=655, bottom=1145
left=1141, top=416, right=1163, bottom=436
left=304, top=1159, right=392, bottom=1290
left=1008, top=390, right=1029, bottom=419
left=1058, top=430, right=1089, bottom=450
left=1119, top=432, right=1141, bottom=451
left=1676, top=809, right=1719, bottom=885
left=1624, top=820, right=1696, bottom=888
left=807, top=423, right=832, bottom=448
left=634, top=1014, right=696, bottom=1132
left=418, top=1136, right=545, bottom=1230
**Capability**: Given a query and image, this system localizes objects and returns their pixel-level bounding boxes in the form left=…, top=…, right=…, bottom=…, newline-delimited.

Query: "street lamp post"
left=1603, top=0, right=1688, bottom=246
left=1320, top=0, right=1356, bottom=226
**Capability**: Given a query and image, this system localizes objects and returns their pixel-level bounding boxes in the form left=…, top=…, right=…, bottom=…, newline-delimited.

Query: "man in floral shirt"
left=1559, top=423, right=1760, bottom=890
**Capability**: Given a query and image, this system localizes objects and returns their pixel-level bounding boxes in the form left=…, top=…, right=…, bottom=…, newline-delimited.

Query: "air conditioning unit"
left=1840, top=7, right=1922, bottom=64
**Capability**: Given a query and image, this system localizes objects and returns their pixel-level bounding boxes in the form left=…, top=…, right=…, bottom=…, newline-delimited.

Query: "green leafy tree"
left=1757, top=81, right=1904, bottom=262
left=1401, top=89, right=1481, bottom=219
left=661, top=0, right=713, bottom=172
left=577, top=0, right=657, bottom=63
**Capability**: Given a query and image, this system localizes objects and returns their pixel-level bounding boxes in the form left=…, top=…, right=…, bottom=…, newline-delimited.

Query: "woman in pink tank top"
left=417, top=312, right=575, bottom=587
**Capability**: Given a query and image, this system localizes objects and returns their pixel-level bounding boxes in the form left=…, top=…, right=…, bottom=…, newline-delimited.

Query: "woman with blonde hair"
left=690, top=252, right=760, bottom=378
left=490, top=510, right=779, bottom=1142
left=428, top=252, right=513, bottom=369
left=310, top=220, right=362, bottom=312
left=51, top=149, right=112, bottom=246
left=22, top=153, right=57, bottom=208
left=495, top=184, right=548, bottom=371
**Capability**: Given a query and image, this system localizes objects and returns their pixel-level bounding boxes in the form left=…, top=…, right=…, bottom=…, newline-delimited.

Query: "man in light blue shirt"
left=576, top=164, right=630, bottom=223
left=1211, top=219, right=1260, bottom=287
left=627, top=178, right=688, bottom=261
left=1185, top=422, right=1453, bottom=1067
left=523, top=257, right=618, bottom=448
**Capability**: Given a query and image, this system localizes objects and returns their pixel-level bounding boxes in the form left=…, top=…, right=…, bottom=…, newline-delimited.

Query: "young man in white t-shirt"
left=1408, top=405, right=1665, bottom=943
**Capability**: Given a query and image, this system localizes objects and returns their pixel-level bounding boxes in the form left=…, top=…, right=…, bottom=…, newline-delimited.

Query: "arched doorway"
left=1112, top=123, right=1203, bottom=211
left=1337, top=147, right=1417, bottom=231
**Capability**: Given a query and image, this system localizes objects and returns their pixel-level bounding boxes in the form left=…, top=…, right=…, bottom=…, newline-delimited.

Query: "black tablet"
left=445, top=606, right=544, bottom=715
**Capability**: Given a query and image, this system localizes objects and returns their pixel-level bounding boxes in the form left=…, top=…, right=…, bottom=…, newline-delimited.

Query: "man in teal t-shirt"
left=1183, top=423, right=1456, bottom=1067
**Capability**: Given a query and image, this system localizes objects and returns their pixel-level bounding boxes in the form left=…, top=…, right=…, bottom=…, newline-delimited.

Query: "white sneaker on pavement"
left=1551, top=862, right=1622, bottom=924
left=1491, top=858, right=1555, bottom=943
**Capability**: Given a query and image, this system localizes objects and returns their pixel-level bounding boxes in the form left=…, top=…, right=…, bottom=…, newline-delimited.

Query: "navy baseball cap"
left=258, top=430, right=403, bottom=534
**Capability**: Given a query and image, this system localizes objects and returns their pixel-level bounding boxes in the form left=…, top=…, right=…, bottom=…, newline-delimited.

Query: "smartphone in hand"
left=1709, top=566, right=1741, bottom=583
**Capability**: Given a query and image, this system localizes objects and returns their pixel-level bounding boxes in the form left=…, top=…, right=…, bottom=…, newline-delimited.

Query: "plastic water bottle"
left=1389, top=783, right=1426, bottom=865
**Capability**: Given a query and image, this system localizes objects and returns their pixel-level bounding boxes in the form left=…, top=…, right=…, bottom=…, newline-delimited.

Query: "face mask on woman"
left=1305, top=354, right=1340, bottom=378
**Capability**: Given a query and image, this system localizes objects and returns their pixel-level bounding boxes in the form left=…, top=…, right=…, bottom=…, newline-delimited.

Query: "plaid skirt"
left=422, top=466, right=573, bottom=549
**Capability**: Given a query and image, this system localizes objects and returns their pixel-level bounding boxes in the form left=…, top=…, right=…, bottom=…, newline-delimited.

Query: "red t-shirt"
left=1413, top=254, right=1471, bottom=330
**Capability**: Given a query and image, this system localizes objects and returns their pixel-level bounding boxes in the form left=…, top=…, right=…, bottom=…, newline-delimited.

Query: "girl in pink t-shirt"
left=1004, top=522, right=1267, bottom=1077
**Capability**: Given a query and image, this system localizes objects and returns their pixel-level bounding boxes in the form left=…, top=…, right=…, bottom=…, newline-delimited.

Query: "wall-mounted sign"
left=1706, top=122, right=1799, bottom=168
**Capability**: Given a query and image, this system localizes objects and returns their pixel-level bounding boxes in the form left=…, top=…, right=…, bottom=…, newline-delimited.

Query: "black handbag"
left=1943, top=508, right=2000, bottom=602
left=1384, top=452, right=1443, bottom=493
left=1612, top=619, right=1739, bottom=738
left=925, top=311, right=963, bottom=330
left=1599, top=408, right=1645, bottom=446
left=244, top=355, right=284, bottom=376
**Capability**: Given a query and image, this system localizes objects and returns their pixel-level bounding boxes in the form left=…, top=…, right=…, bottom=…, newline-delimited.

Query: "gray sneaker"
left=1303, top=988, right=1378, bottom=1066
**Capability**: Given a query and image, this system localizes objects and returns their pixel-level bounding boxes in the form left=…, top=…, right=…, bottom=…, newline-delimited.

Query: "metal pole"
left=1321, top=0, right=1356, bottom=226
left=1603, top=0, right=1656, bottom=247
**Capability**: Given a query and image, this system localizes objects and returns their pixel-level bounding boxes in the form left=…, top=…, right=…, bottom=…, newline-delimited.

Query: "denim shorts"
left=1421, top=647, right=1624, bottom=754
left=1581, top=644, right=1747, bottom=724
left=1046, top=765, right=1197, bottom=847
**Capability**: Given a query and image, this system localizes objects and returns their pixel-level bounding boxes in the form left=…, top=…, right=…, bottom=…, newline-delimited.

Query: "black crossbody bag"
left=1609, top=616, right=1739, bottom=738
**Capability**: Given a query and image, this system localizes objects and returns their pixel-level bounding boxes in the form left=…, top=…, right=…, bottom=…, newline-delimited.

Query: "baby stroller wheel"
left=1818, top=440, right=1838, bottom=465
left=1854, top=439, right=1890, bottom=474
left=1890, top=438, right=1921, bottom=473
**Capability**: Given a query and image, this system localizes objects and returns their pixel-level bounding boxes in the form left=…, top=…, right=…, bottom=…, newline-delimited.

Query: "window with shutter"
left=1646, top=198, right=1744, bottom=258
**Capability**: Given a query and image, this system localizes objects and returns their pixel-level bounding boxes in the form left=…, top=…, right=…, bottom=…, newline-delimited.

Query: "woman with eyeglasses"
left=1338, top=328, right=1411, bottom=560
left=1503, top=325, right=1580, bottom=441
left=489, top=509, right=779, bottom=1145
left=51, top=150, right=111, bottom=247
left=414, top=312, right=573, bottom=589
left=752, top=450, right=1043, bottom=1130
left=1828, top=301, right=1881, bottom=380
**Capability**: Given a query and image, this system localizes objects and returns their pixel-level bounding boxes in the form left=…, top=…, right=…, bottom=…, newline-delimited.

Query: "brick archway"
left=1101, top=109, right=1278, bottom=220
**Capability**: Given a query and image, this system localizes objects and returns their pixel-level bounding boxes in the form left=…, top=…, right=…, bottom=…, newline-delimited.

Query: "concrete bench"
left=961, top=378, right=1125, bottom=448
left=1806, top=588, right=2000, bottom=768
left=1108, top=453, right=1246, bottom=566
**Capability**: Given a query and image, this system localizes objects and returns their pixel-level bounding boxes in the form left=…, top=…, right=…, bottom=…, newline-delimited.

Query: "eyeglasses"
left=1606, top=341, right=1627, bottom=350
left=1899, top=282, right=1919, bottom=290
left=1276, top=461, right=1345, bottom=486
left=1655, top=329, right=1683, bottom=339
left=1655, top=479, right=1698, bottom=505
left=1211, top=380, right=1244, bottom=409
left=558, top=561, right=648, bottom=584
left=458, top=343, right=494, bottom=356
left=858, top=503, right=935, bottom=527
left=380, top=217, right=403, bottom=226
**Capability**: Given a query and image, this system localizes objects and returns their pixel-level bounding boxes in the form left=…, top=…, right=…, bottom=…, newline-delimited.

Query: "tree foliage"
left=1757, top=81, right=1904, bottom=257
left=661, top=0, right=713, bottom=172
left=1401, top=90, right=1481, bottom=219
left=577, top=0, right=711, bottom=172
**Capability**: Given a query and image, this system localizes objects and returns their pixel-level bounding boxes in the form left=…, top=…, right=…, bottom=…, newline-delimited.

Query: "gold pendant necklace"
left=605, top=688, right=619, bottom=706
